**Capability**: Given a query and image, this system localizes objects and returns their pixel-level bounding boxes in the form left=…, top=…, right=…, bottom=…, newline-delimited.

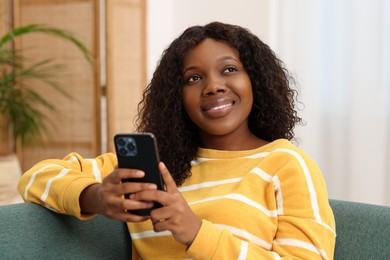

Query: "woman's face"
left=182, top=38, right=253, bottom=146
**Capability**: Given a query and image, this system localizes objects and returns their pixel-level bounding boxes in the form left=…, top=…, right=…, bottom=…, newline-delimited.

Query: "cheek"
left=182, top=88, right=197, bottom=116
left=238, top=78, right=254, bottom=112
left=246, top=88, right=254, bottom=111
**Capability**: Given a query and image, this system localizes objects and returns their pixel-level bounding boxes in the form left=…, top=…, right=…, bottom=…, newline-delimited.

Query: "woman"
left=19, top=22, right=336, bottom=259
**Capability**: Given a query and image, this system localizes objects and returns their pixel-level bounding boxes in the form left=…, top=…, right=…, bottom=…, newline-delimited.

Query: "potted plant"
left=0, top=23, right=92, bottom=204
left=0, top=24, right=93, bottom=148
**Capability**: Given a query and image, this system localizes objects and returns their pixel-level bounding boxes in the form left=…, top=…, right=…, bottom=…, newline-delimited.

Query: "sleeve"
left=187, top=149, right=336, bottom=260
left=17, top=152, right=118, bottom=219
left=131, top=242, right=141, bottom=260
left=271, top=149, right=336, bottom=259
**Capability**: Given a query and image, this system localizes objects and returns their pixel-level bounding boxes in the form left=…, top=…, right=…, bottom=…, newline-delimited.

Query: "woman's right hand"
left=79, top=167, right=158, bottom=222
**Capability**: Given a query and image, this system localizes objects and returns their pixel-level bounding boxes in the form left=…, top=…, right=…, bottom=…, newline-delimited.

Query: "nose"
left=202, top=77, right=228, bottom=96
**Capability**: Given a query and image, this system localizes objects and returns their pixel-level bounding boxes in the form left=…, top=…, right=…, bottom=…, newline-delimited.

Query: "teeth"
left=210, top=103, right=232, bottom=111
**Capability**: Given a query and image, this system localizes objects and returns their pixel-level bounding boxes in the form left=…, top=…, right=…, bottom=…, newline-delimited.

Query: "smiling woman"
left=19, top=22, right=336, bottom=259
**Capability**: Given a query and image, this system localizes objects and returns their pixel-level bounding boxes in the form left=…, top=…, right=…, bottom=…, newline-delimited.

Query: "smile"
left=208, top=103, right=234, bottom=111
left=202, top=101, right=235, bottom=118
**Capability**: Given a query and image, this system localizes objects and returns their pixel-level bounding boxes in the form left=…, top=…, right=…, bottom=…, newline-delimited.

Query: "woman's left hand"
left=131, top=162, right=202, bottom=247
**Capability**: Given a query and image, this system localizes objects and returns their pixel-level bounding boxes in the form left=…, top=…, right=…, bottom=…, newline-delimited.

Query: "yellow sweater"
left=18, top=139, right=335, bottom=259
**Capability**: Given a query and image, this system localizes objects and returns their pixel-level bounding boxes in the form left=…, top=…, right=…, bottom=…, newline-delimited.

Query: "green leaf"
left=0, top=23, right=93, bottom=147
left=0, top=24, right=93, bottom=64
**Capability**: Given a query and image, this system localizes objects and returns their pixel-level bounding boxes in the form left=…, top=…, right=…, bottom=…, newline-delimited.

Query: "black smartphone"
left=114, top=133, right=164, bottom=216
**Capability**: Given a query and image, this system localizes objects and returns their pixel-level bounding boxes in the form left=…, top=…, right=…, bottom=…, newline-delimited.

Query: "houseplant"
left=0, top=24, right=92, bottom=204
left=0, top=24, right=92, bottom=148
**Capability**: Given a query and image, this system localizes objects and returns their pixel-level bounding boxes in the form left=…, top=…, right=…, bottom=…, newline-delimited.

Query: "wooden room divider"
left=0, top=0, right=12, bottom=155
left=7, top=0, right=146, bottom=171
left=105, top=0, right=147, bottom=153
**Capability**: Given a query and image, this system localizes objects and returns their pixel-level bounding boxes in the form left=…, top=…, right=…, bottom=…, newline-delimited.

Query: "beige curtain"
left=271, top=0, right=390, bottom=206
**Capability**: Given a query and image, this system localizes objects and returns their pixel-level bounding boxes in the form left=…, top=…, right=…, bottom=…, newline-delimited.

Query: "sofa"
left=0, top=199, right=389, bottom=259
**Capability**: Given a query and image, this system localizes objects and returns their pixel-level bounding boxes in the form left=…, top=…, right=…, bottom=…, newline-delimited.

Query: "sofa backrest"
left=330, top=199, right=390, bottom=260
left=1, top=200, right=389, bottom=259
left=0, top=202, right=132, bottom=259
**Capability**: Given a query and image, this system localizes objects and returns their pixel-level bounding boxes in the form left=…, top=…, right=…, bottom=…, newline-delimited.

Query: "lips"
left=205, top=102, right=233, bottom=111
left=201, top=99, right=235, bottom=118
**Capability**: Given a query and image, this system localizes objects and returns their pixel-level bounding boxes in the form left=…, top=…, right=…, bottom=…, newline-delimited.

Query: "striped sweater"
left=18, top=139, right=335, bottom=259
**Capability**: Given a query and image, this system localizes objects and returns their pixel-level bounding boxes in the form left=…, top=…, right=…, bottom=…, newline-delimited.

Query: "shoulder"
left=259, top=139, right=321, bottom=176
left=263, top=139, right=313, bottom=161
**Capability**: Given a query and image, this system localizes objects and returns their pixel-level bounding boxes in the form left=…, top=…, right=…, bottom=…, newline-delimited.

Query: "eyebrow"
left=217, top=55, right=240, bottom=63
left=183, top=55, right=240, bottom=74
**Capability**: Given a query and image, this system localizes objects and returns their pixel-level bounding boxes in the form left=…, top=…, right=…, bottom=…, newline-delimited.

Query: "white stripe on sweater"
left=237, top=241, right=249, bottom=260
left=131, top=230, right=172, bottom=240
left=251, top=167, right=284, bottom=215
left=250, top=167, right=273, bottom=182
left=309, top=219, right=336, bottom=235
left=271, top=252, right=282, bottom=260
left=189, top=193, right=278, bottom=217
left=242, top=152, right=271, bottom=159
left=275, top=238, right=328, bottom=259
left=273, top=175, right=284, bottom=215
left=87, top=159, right=102, bottom=181
left=40, top=169, right=71, bottom=202
left=66, top=155, right=78, bottom=162
left=24, top=164, right=64, bottom=200
left=179, top=177, right=242, bottom=192
left=215, top=224, right=272, bottom=250
left=273, top=148, right=322, bottom=222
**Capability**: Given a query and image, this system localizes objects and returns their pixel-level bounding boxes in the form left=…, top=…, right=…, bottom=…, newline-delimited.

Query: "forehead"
left=183, top=38, right=240, bottom=66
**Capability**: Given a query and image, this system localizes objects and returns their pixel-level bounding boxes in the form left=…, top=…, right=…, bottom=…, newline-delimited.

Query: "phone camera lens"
left=119, top=147, right=127, bottom=156
left=127, top=142, right=136, bottom=151
left=117, top=138, right=126, bottom=146
left=116, top=136, right=137, bottom=156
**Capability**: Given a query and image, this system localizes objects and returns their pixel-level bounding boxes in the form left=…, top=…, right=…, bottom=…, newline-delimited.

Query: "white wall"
left=147, top=0, right=271, bottom=80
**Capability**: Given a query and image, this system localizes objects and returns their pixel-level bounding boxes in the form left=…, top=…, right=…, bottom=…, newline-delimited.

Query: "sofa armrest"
left=0, top=202, right=132, bottom=259
left=330, top=199, right=390, bottom=260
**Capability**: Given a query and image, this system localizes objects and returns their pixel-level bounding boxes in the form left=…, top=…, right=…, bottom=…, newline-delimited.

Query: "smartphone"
left=114, top=133, right=164, bottom=216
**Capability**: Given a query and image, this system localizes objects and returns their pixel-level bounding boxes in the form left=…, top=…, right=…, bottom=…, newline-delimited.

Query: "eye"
left=187, top=75, right=201, bottom=83
left=223, top=66, right=238, bottom=73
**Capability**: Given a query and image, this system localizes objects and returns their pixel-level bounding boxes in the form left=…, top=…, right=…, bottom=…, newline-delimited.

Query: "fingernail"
left=148, top=184, right=157, bottom=189
left=136, top=171, right=144, bottom=177
left=129, top=193, right=135, bottom=199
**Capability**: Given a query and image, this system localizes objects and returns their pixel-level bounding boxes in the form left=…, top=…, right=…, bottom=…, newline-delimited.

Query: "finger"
left=108, top=168, right=145, bottom=184
left=159, top=162, right=178, bottom=193
left=131, top=189, right=165, bottom=205
left=100, top=179, right=156, bottom=198
left=117, top=182, right=158, bottom=196
left=110, top=211, right=150, bottom=223
left=150, top=214, right=170, bottom=232
left=117, top=168, right=145, bottom=181
left=152, top=217, right=169, bottom=227
left=104, top=196, right=154, bottom=215
left=123, top=197, right=154, bottom=210
left=150, top=207, right=171, bottom=224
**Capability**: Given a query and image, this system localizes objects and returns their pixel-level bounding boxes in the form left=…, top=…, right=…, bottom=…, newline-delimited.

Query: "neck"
left=199, top=130, right=268, bottom=151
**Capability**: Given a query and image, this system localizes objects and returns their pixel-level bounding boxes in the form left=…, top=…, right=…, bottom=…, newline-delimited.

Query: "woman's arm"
left=18, top=152, right=116, bottom=219
left=18, top=152, right=158, bottom=221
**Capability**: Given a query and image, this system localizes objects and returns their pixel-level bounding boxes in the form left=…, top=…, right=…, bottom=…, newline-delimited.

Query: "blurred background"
left=0, top=0, right=389, bottom=206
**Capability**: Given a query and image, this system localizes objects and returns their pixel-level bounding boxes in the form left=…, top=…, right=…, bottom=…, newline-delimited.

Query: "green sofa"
left=0, top=200, right=389, bottom=259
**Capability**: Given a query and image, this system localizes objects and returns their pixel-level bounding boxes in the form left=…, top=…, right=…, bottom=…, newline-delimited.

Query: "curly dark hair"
left=136, top=21, right=302, bottom=186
